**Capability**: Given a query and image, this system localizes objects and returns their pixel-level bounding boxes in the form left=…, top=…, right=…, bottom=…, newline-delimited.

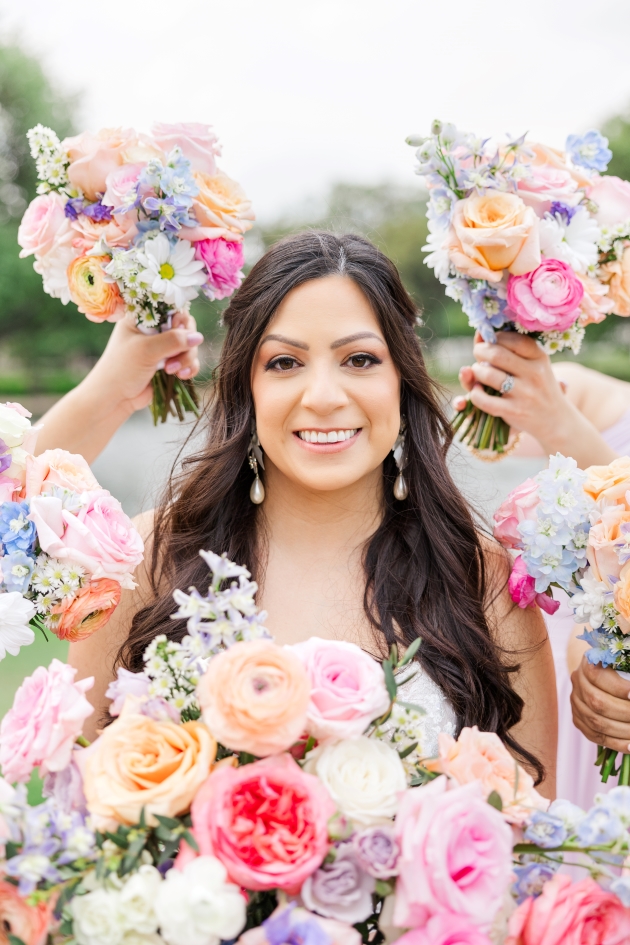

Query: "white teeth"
left=298, top=429, right=358, bottom=443
left=317, top=432, right=327, bottom=443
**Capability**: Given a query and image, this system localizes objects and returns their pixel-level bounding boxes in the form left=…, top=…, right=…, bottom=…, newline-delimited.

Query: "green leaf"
left=487, top=790, right=503, bottom=811
left=398, top=637, right=421, bottom=667
left=139, top=807, right=147, bottom=830
left=304, top=735, right=317, bottom=755
left=182, top=829, right=199, bottom=853
left=389, top=643, right=398, bottom=665
left=398, top=742, right=418, bottom=760
left=104, top=830, right=129, bottom=850
left=393, top=671, right=417, bottom=689
left=395, top=700, right=426, bottom=716
left=382, top=660, right=397, bottom=702
left=374, top=879, right=395, bottom=898
left=154, top=814, right=180, bottom=830
left=9, top=935, right=28, bottom=945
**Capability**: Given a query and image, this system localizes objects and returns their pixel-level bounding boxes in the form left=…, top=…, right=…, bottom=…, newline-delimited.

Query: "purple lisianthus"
left=301, top=842, right=375, bottom=924
left=549, top=201, right=578, bottom=225
left=353, top=824, right=400, bottom=879
left=82, top=197, right=113, bottom=222
left=263, top=905, right=330, bottom=945
left=64, top=197, right=85, bottom=220
left=105, top=667, right=151, bottom=716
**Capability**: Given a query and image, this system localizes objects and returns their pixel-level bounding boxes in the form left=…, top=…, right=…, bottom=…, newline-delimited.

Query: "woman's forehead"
left=265, top=275, right=383, bottom=342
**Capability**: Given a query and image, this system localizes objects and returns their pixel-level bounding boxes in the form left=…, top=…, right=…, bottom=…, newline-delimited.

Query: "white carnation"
left=155, top=856, right=246, bottom=945
left=0, top=592, right=36, bottom=661
left=304, top=735, right=407, bottom=827
left=119, top=865, right=162, bottom=935
left=71, top=888, right=127, bottom=945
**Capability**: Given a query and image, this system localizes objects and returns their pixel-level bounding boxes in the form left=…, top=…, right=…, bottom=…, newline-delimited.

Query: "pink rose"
left=507, top=258, right=584, bottom=332
left=290, top=637, right=391, bottom=742
left=508, top=556, right=560, bottom=615
left=25, top=448, right=99, bottom=499
left=185, top=754, right=335, bottom=892
left=63, top=128, right=137, bottom=201
left=195, top=237, right=245, bottom=300
left=396, top=914, right=492, bottom=945
left=18, top=192, right=74, bottom=259
left=0, top=658, right=93, bottom=783
left=493, top=478, right=540, bottom=549
left=236, top=904, right=361, bottom=945
left=28, top=491, right=144, bottom=589
left=518, top=165, right=580, bottom=217
left=393, top=776, right=513, bottom=930
left=101, top=162, right=144, bottom=210
left=150, top=122, right=220, bottom=175
left=0, top=476, right=20, bottom=503
left=506, top=873, right=630, bottom=945
left=587, top=175, right=630, bottom=227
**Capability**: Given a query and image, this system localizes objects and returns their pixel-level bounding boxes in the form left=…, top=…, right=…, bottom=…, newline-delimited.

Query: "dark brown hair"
left=122, top=231, right=542, bottom=781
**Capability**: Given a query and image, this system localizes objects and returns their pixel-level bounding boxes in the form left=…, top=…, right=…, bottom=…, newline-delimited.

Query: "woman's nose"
left=300, top=364, right=350, bottom=415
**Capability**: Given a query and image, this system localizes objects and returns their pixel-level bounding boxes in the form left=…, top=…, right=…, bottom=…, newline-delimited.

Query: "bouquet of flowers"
left=408, top=120, right=630, bottom=458
left=3, top=549, right=630, bottom=945
left=0, top=400, right=144, bottom=661
left=494, top=454, right=630, bottom=786
left=17, top=123, right=254, bottom=424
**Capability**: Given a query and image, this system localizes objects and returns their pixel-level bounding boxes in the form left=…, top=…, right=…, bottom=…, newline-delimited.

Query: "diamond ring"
left=500, top=373, right=515, bottom=395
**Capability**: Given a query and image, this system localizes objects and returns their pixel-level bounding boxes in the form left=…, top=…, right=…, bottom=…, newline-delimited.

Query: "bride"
left=53, top=231, right=556, bottom=793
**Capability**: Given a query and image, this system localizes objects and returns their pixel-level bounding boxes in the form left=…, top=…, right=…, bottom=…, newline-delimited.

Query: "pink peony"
left=185, top=753, right=335, bottom=892
left=195, top=237, right=244, bottom=300
left=151, top=122, right=220, bottom=175
left=17, top=192, right=73, bottom=260
left=506, top=873, right=630, bottom=945
left=0, top=659, right=94, bottom=783
left=101, top=162, right=144, bottom=210
left=508, top=556, right=560, bottom=616
left=396, top=914, right=492, bottom=945
left=393, top=776, right=513, bottom=930
left=28, top=491, right=144, bottom=589
left=507, top=259, right=584, bottom=332
left=236, top=904, right=362, bottom=945
left=493, top=478, right=540, bottom=550
left=290, top=636, right=391, bottom=742
left=25, top=448, right=99, bottom=499
left=587, top=175, right=630, bottom=227
left=63, top=128, right=137, bottom=201
left=517, top=165, right=580, bottom=218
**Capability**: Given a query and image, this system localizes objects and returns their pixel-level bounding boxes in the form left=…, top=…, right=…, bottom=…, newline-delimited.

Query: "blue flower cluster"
left=120, top=146, right=199, bottom=234
left=565, top=130, right=612, bottom=173
left=0, top=500, right=36, bottom=555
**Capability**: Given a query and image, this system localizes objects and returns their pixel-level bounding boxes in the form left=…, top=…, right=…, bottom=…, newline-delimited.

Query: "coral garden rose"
left=508, top=556, right=560, bottom=616
left=17, top=192, right=73, bottom=259
left=395, top=914, right=492, bottom=945
left=0, top=880, right=55, bottom=945
left=195, top=237, right=244, bottom=300
left=425, top=727, right=549, bottom=825
left=0, top=658, right=94, bottom=784
left=25, top=448, right=99, bottom=499
left=517, top=165, right=580, bottom=217
left=49, top=578, right=122, bottom=642
left=493, top=478, right=540, bottom=550
left=577, top=273, right=615, bottom=326
left=67, top=254, right=124, bottom=322
left=78, top=705, right=216, bottom=829
left=588, top=174, right=630, bottom=227
left=446, top=193, right=540, bottom=283
left=290, top=636, right=391, bottom=742
left=584, top=456, right=630, bottom=504
left=151, top=121, right=220, bottom=176
left=63, top=127, right=137, bottom=200
left=599, top=243, right=630, bottom=317
left=506, top=873, right=630, bottom=945
left=180, top=170, right=255, bottom=241
left=587, top=504, right=630, bottom=586
left=186, top=753, right=335, bottom=892
left=236, top=904, right=362, bottom=945
left=507, top=258, right=584, bottom=332
left=29, top=490, right=144, bottom=588
left=393, top=776, right=513, bottom=930
left=197, top=640, right=310, bottom=756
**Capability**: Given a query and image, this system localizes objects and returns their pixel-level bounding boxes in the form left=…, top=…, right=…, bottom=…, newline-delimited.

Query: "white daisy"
left=137, top=234, right=206, bottom=309
left=539, top=206, right=600, bottom=273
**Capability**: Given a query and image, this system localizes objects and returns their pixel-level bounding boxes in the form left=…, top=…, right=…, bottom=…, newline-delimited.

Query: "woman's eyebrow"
left=330, top=331, right=385, bottom=349
left=260, top=333, right=309, bottom=350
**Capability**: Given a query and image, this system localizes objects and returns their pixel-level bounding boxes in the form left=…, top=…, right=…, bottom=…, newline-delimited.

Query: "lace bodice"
left=397, top=664, right=457, bottom=759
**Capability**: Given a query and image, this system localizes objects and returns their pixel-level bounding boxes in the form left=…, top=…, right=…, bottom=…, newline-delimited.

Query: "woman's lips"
left=293, top=429, right=362, bottom=453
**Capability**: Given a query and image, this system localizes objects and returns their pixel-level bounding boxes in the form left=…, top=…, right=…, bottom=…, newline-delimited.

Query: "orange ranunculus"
left=0, top=881, right=55, bottom=945
left=67, top=254, right=123, bottom=321
left=49, top=578, right=122, bottom=642
left=25, top=448, right=99, bottom=499
left=584, top=456, right=630, bottom=505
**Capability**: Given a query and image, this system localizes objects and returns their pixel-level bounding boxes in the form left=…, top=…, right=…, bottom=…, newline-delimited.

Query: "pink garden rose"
left=507, top=259, right=584, bottom=332
left=17, top=192, right=73, bottom=259
left=63, top=127, right=137, bottom=201
left=185, top=753, right=335, bottom=892
left=0, top=659, right=93, bottom=783
left=393, top=776, right=513, bottom=930
left=506, top=873, right=630, bottom=945
left=151, top=121, right=220, bottom=175
left=290, top=637, right=391, bottom=742
left=396, top=914, right=492, bottom=945
left=101, top=162, right=144, bottom=210
left=236, top=904, right=361, bottom=945
left=587, top=174, right=630, bottom=227
left=508, top=556, right=560, bottom=616
left=517, top=165, right=580, bottom=217
left=195, top=237, right=245, bottom=300
left=493, top=478, right=540, bottom=549
left=25, top=448, right=99, bottom=499
left=28, top=491, right=144, bottom=589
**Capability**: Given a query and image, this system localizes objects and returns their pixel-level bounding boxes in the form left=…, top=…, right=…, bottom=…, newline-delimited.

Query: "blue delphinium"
left=524, top=810, right=568, bottom=848
left=1, top=549, right=34, bottom=592
left=512, top=861, right=558, bottom=904
left=580, top=628, right=621, bottom=668
left=0, top=500, right=36, bottom=554
left=576, top=804, right=626, bottom=845
left=565, top=130, right=612, bottom=173
left=138, top=146, right=199, bottom=233
left=460, top=282, right=508, bottom=343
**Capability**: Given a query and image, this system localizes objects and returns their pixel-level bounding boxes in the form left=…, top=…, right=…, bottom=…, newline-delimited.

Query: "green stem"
left=619, top=753, right=630, bottom=786
left=601, top=748, right=619, bottom=783
left=75, top=735, right=90, bottom=748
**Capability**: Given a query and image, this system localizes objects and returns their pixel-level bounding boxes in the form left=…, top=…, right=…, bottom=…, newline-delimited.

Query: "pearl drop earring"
left=392, top=421, right=408, bottom=501
left=248, top=421, right=265, bottom=505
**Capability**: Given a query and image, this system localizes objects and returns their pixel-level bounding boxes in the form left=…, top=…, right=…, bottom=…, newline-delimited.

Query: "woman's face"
left=251, top=275, right=401, bottom=495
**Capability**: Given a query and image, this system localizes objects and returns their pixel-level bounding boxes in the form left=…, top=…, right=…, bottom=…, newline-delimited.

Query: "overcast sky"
left=3, top=0, right=630, bottom=221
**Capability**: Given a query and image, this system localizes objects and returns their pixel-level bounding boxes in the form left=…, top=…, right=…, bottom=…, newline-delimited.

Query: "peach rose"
left=179, top=170, right=255, bottom=242
left=151, top=122, right=220, bottom=175
left=446, top=193, right=540, bottom=283
left=588, top=174, right=630, bottom=227
left=0, top=881, right=55, bottom=945
left=17, top=192, right=73, bottom=259
left=78, top=704, right=216, bottom=829
left=49, top=578, right=121, bottom=641
left=25, top=448, right=99, bottom=499
left=599, top=243, right=630, bottom=317
left=615, top=562, right=630, bottom=625
left=584, top=457, right=630, bottom=504
left=577, top=274, right=615, bottom=327
left=67, top=254, right=124, bottom=322
left=529, top=142, right=592, bottom=188
left=70, top=212, right=138, bottom=252
left=424, top=726, right=548, bottom=825
left=197, top=640, right=310, bottom=757
left=63, top=127, right=137, bottom=200
left=587, top=505, right=630, bottom=585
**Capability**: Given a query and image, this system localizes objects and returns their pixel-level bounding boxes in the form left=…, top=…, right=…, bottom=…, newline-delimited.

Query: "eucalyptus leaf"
left=487, top=790, right=503, bottom=811
left=394, top=700, right=426, bottom=715
left=398, top=741, right=418, bottom=760
left=398, top=637, right=421, bottom=667
left=382, top=660, right=397, bottom=701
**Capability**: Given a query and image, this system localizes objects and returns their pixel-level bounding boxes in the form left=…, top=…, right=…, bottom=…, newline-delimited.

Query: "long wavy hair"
left=121, top=230, right=543, bottom=781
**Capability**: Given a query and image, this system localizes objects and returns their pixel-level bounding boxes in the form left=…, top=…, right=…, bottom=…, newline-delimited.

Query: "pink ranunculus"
left=63, top=127, right=137, bottom=201
left=18, top=192, right=74, bottom=259
left=517, top=165, right=580, bottom=218
left=28, top=491, right=144, bottom=589
left=506, top=873, right=630, bottom=945
left=493, top=478, right=540, bottom=550
left=396, top=914, right=492, bottom=945
left=0, top=659, right=94, bottom=784
left=507, top=259, right=584, bottom=332
left=195, top=237, right=245, bottom=300
left=25, top=448, right=100, bottom=499
left=151, top=122, right=220, bottom=175
left=290, top=637, right=391, bottom=742
left=508, top=556, right=560, bottom=615
left=393, top=776, right=513, bottom=930
left=185, top=753, right=335, bottom=893
left=587, top=174, right=630, bottom=227
left=101, top=162, right=144, bottom=210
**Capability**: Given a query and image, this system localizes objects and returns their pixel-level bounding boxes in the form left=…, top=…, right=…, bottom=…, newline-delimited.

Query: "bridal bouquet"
left=408, top=120, right=630, bottom=457
left=3, top=550, right=630, bottom=945
left=0, top=400, right=143, bottom=660
left=18, top=123, right=254, bottom=423
left=494, top=454, right=630, bottom=785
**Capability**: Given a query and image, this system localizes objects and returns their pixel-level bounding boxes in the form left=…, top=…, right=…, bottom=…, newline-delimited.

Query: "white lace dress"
left=397, top=663, right=457, bottom=758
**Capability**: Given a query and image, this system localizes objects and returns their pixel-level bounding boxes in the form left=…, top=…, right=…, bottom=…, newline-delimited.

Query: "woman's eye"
left=267, top=356, right=300, bottom=372
left=346, top=353, right=379, bottom=369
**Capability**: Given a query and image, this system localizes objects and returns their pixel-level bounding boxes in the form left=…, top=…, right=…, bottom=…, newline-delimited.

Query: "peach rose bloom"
left=584, top=457, right=630, bottom=505
left=446, top=193, right=540, bottom=283
left=0, top=881, right=55, bottom=945
left=179, top=170, right=255, bottom=242
left=49, top=578, right=121, bottom=641
left=424, top=726, right=548, bottom=825
left=67, top=254, right=124, bottom=322
left=577, top=273, right=615, bottom=327
left=587, top=505, right=630, bottom=586
left=78, top=705, right=216, bottom=829
left=529, top=142, right=592, bottom=188
left=63, top=127, right=137, bottom=200
left=197, top=640, right=310, bottom=757
left=599, top=243, right=630, bottom=317
left=614, top=563, right=630, bottom=625
left=25, top=448, right=99, bottom=499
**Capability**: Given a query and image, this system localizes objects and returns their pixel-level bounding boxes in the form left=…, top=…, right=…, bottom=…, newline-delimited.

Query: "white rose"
left=0, top=592, right=36, bottom=661
left=304, top=736, right=407, bottom=828
left=155, top=856, right=246, bottom=945
left=72, top=888, right=127, bottom=945
left=119, top=865, right=161, bottom=935
left=0, top=404, right=31, bottom=448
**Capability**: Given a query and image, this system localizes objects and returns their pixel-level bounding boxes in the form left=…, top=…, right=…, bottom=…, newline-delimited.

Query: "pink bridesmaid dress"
left=546, top=409, right=630, bottom=808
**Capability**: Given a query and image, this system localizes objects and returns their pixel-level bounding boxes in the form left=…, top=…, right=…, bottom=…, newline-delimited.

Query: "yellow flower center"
left=159, top=262, right=175, bottom=280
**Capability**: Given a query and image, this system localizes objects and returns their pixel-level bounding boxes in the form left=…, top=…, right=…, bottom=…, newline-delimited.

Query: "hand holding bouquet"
left=18, top=123, right=254, bottom=424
